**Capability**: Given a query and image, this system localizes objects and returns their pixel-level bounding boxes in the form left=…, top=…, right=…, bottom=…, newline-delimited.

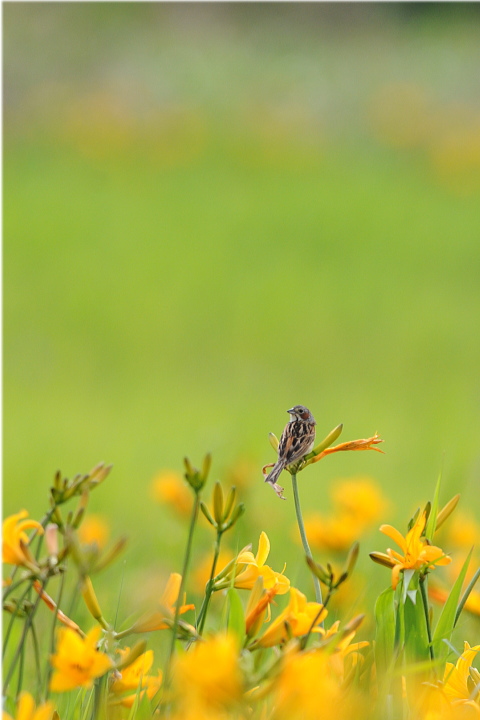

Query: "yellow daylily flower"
left=2, top=510, right=43, bottom=569
left=130, top=573, right=194, bottom=633
left=231, top=532, right=290, bottom=594
left=255, top=587, right=327, bottom=648
left=110, top=648, right=162, bottom=708
left=379, top=511, right=451, bottom=589
left=173, top=634, right=242, bottom=712
left=2, top=692, right=54, bottom=720
left=442, top=642, right=480, bottom=705
left=50, top=626, right=113, bottom=692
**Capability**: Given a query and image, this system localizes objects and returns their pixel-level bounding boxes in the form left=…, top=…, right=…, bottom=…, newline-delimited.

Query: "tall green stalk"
left=196, top=530, right=222, bottom=635
left=291, top=473, right=323, bottom=606
left=162, top=491, right=201, bottom=695
left=420, top=576, right=434, bottom=661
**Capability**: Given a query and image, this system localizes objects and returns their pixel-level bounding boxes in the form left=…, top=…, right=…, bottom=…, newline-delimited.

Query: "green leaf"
left=226, top=587, right=245, bottom=644
left=432, top=548, right=472, bottom=669
left=404, top=587, right=430, bottom=666
left=374, top=586, right=396, bottom=677
left=425, top=469, right=442, bottom=541
left=455, top=566, right=480, bottom=626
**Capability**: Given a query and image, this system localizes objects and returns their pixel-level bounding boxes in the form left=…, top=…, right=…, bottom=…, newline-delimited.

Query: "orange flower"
left=378, top=512, right=451, bottom=589
left=2, top=692, right=54, bottom=720
left=78, top=514, right=110, bottom=550
left=50, top=626, right=113, bottom=692
left=3, top=510, right=43, bottom=569
left=151, top=471, right=192, bottom=518
left=130, top=573, right=194, bottom=633
left=227, top=532, right=290, bottom=594
left=110, top=648, right=162, bottom=708
left=254, top=587, right=327, bottom=648
left=442, top=642, right=480, bottom=705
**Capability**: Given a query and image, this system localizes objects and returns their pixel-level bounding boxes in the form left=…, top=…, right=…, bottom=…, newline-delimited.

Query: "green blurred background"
left=4, top=3, right=480, bottom=610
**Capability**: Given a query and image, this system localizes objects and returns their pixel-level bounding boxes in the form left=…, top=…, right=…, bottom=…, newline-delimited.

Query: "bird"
left=265, top=405, right=316, bottom=495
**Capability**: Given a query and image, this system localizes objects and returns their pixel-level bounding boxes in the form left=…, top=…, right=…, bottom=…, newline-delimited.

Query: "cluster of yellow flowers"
left=2, top=445, right=480, bottom=720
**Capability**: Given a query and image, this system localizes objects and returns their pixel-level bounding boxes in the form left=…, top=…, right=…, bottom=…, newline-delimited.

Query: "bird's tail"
left=264, top=462, right=284, bottom=486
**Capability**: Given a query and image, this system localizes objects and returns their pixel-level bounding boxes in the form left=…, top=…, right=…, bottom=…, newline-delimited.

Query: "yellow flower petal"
left=256, top=531, right=270, bottom=567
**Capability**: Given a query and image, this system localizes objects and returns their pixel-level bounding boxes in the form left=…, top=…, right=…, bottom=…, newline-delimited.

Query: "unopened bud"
left=309, top=424, right=343, bottom=458
left=45, top=524, right=59, bottom=561
left=200, top=501, right=216, bottom=527
left=436, top=494, right=460, bottom=531
left=369, top=552, right=395, bottom=569
left=82, top=576, right=108, bottom=628
left=213, top=481, right=224, bottom=525
left=202, top=453, right=212, bottom=482
left=223, top=487, right=236, bottom=522
left=269, top=433, right=280, bottom=452
left=224, top=503, right=245, bottom=530
left=344, top=541, right=360, bottom=578
left=306, top=556, right=331, bottom=585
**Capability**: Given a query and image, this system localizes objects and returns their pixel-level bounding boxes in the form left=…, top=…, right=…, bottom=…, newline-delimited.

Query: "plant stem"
left=291, top=473, right=323, bottom=606
left=44, top=567, right=67, bottom=700
left=161, top=491, right=201, bottom=699
left=3, top=580, right=45, bottom=697
left=420, top=576, right=434, bottom=661
left=3, top=582, right=35, bottom=657
left=196, top=531, right=223, bottom=636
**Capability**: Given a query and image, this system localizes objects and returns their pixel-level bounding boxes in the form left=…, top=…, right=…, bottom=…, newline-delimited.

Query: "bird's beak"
left=287, top=407, right=295, bottom=414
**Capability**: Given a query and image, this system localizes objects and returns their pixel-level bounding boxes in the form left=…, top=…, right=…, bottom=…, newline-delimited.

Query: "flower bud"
left=222, top=487, right=237, bottom=523
left=369, top=551, right=395, bottom=569
left=213, top=481, right=224, bottom=525
left=309, top=424, right=343, bottom=458
left=306, top=556, right=331, bottom=585
left=269, top=433, right=280, bottom=452
left=82, top=576, right=108, bottom=629
left=200, top=501, right=216, bottom=527
left=344, top=541, right=360, bottom=578
left=436, top=494, right=460, bottom=531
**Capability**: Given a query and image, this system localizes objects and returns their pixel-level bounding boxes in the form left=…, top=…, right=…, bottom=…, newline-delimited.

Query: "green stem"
left=161, top=491, right=201, bottom=700
left=197, top=531, right=223, bottom=635
left=291, top=473, right=323, bottom=606
left=3, top=579, right=45, bottom=697
left=3, top=582, right=35, bottom=657
left=300, top=588, right=333, bottom=650
left=44, top=567, right=66, bottom=700
left=30, top=623, right=43, bottom=701
left=420, top=576, right=434, bottom=661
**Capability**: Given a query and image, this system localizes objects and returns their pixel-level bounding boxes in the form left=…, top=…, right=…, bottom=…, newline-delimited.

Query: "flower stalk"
left=291, top=473, right=323, bottom=607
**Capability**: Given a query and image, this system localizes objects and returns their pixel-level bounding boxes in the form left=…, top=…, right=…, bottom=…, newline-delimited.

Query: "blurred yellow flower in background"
left=446, top=512, right=480, bottom=549
left=2, top=510, right=43, bottom=569
left=130, top=572, right=194, bottom=633
left=332, top=477, right=388, bottom=525
left=49, top=626, right=113, bottom=692
left=301, top=477, right=388, bottom=553
left=272, top=648, right=366, bottom=720
left=78, top=514, right=110, bottom=550
left=255, top=587, right=327, bottom=648
left=110, top=648, right=162, bottom=708
left=2, top=692, right=54, bottom=720
left=151, top=470, right=192, bottom=518
left=173, top=634, right=242, bottom=713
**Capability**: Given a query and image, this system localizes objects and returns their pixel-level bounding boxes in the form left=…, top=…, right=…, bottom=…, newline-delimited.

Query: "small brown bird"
left=265, top=405, right=316, bottom=492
